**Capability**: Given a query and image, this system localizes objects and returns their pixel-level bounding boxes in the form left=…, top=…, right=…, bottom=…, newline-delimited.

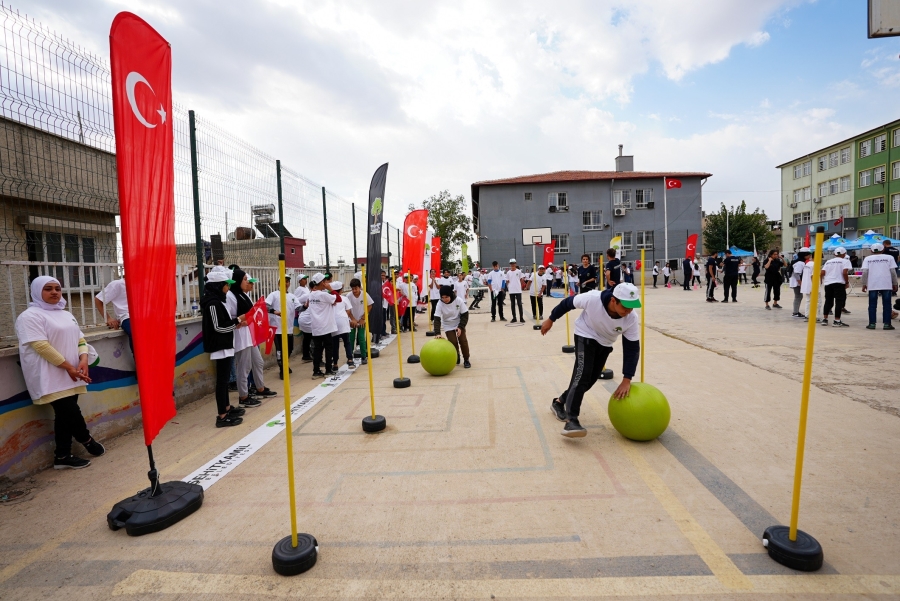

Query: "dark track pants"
left=509, top=293, right=523, bottom=320
left=823, top=283, right=847, bottom=320
left=312, top=334, right=334, bottom=373
left=706, top=276, right=716, bottom=299
left=530, top=295, right=544, bottom=320
left=558, top=335, right=613, bottom=421
left=214, top=357, right=233, bottom=415
left=50, top=394, right=90, bottom=457
left=490, top=290, right=505, bottom=319
left=275, top=333, right=293, bottom=372
left=722, top=275, right=738, bottom=301
left=300, top=331, right=312, bottom=359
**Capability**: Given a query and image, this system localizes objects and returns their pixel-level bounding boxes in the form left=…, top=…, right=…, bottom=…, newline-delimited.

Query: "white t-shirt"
left=347, top=290, right=373, bottom=321
left=266, top=290, right=299, bottom=335
left=96, top=278, right=130, bottom=321
left=527, top=272, right=550, bottom=296
left=738, top=264, right=746, bottom=274
left=571, top=290, right=640, bottom=347
left=692, top=264, right=700, bottom=276
left=800, top=261, right=819, bottom=294
left=434, top=297, right=468, bottom=331
left=453, top=279, right=469, bottom=299
left=790, top=261, right=804, bottom=288
left=298, top=291, right=313, bottom=333
left=821, top=257, right=851, bottom=286
left=505, top=268, right=525, bottom=293
left=662, top=266, right=671, bottom=277
left=15, top=307, right=86, bottom=402
left=307, top=290, right=337, bottom=336
left=332, top=297, right=352, bottom=335
left=652, top=265, right=660, bottom=276
left=226, top=290, right=253, bottom=351
left=862, top=254, right=898, bottom=290
left=429, top=276, right=451, bottom=300
left=484, top=270, right=505, bottom=293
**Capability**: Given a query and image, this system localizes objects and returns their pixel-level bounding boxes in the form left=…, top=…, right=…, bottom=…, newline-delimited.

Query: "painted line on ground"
left=181, top=335, right=395, bottom=490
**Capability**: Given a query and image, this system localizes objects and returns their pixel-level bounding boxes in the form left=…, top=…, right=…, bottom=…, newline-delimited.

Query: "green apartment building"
left=777, top=118, right=900, bottom=251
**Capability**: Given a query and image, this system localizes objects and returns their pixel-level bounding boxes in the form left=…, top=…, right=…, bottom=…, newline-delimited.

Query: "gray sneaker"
left=562, top=419, right=587, bottom=438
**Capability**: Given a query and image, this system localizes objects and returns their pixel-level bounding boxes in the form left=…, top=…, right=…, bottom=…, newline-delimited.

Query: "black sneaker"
left=54, top=455, right=91, bottom=469
left=312, top=371, right=325, bottom=379
left=239, top=397, right=262, bottom=408
left=500, top=318, right=507, bottom=322
left=456, top=355, right=461, bottom=365
left=550, top=399, right=566, bottom=422
left=82, top=438, right=105, bottom=457
left=832, top=320, right=849, bottom=327
left=325, top=370, right=337, bottom=377
left=797, top=314, right=807, bottom=319
left=820, top=319, right=828, bottom=326
left=773, top=304, right=783, bottom=309
left=842, top=309, right=851, bottom=315
left=885, top=324, right=896, bottom=330
left=227, top=406, right=246, bottom=417
left=866, top=324, right=876, bottom=330
left=707, top=298, right=716, bottom=303
left=227, top=382, right=237, bottom=391
left=721, top=300, right=728, bottom=303
left=562, top=419, right=587, bottom=438
left=347, top=362, right=357, bottom=369
left=791, top=312, right=801, bottom=318
left=491, top=318, right=496, bottom=322
left=361, top=358, right=368, bottom=365
left=511, top=318, right=518, bottom=323
left=765, top=305, right=771, bottom=310
left=463, top=360, right=471, bottom=368
left=256, top=388, right=277, bottom=398
left=216, top=415, right=243, bottom=428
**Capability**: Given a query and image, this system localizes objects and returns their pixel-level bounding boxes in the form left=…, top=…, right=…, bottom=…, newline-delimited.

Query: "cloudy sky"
left=19, top=0, right=900, bottom=228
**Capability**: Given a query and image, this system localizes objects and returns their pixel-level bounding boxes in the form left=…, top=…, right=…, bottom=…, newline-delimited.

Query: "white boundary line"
left=183, top=335, right=396, bottom=490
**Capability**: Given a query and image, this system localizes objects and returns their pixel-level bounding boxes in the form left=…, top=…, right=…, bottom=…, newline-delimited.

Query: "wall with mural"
left=0, top=316, right=272, bottom=482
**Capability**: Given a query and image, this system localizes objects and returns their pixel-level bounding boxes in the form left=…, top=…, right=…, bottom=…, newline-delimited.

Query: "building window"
left=613, top=190, right=632, bottom=209
left=828, top=179, right=839, bottom=195
left=582, top=210, right=603, bottom=231
left=840, top=203, right=850, bottom=217
left=792, top=212, right=811, bottom=225
left=589, top=251, right=603, bottom=264
left=636, top=230, right=654, bottom=249
left=818, top=182, right=828, bottom=197
left=793, top=164, right=802, bottom=179
left=859, top=199, right=870, bottom=216
left=803, top=161, right=811, bottom=176
left=24, top=231, right=96, bottom=287
left=793, top=189, right=801, bottom=203
left=860, top=139, right=873, bottom=158
left=818, top=155, right=828, bottom=171
left=840, top=176, right=851, bottom=192
left=829, top=151, right=839, bottom=168
left=874, top=165, right=886, bottom=184
left=892, top=225, right=900, bottom=239
left=893, top=193, right=900, bottom=212
left=548, top=192, right=567, bottom=210
left=793, top=237, right=802, bottom=250
left=621, top=231, right=633, bottom=250
left=894, top=129, right=900, bottom=147
left=828, top=206, right=838, bottom=219
left=874, top=134, right=887, bottom=152
left=893, top=161, right=900, bottom=180
left=551, top=233, right=569, bottom=253
left=817, top=208, right=827, bottom=221
left=872, top=196, right=885, bottom=214
left=558, top=192, right=568, bottom=208
left=870, top=227, right=884, bottom=235
left=524, top=192, right=532, bottom=201
left=635, top=188, right=652, bottom=209
left=840, top=147, right=851, bottom=164
left=859, top=169, right=872, bottom=187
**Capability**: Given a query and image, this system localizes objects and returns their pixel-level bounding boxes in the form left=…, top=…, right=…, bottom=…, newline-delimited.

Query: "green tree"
left=703, top=201, right=775, bottom=255
left=421, top=190, right=473, bottom=271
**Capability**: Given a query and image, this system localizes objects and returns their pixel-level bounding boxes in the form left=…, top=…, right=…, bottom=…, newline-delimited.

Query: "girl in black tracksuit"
left=201, top=276, right=247, bottom=427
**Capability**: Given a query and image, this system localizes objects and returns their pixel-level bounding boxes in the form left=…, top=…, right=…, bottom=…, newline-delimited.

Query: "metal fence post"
left=188, top=110, right=205, bottom=289
left=322, top=186, right=330, bottom=270
left=352, top=202, right=358, bottom=271
left=276, top=160, right=285, bottom=254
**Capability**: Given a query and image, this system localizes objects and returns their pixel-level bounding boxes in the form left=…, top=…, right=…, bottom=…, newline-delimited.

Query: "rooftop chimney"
left=615, top=144, right=633, bottom=172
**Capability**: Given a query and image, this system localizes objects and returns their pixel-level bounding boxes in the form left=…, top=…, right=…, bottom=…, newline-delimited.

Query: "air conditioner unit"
left=879, top=140, right=887, bottom=151
left=614, top=208, right=626, bottom=217
left=875, top=174, right=885, bottom=184
left=557, top=205, right=569, bottom=212
left=646, top=201, right=655, bottom=209
left=549, top=205, right=557, bottom=213
left=788, top=222, right=794, bottom=227
left=789, top=202, right=798, bottom=208
left=813, top=197, right=822, bottom=204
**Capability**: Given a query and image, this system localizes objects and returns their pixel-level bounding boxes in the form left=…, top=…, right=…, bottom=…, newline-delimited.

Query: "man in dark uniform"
left=721, top=249, right=741, bottom=302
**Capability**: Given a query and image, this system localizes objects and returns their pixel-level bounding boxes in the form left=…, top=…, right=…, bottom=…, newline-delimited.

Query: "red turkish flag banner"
left=382, top=280, right=395, bottom=306
left=543, top=241, right=556, bottom=266
left=110, top=13, right=175, bottom=446
left=398, top=294, right=410, bottom=314
left=246, top=297, right=270, bottom=347
left=804, top=229, right=811, bottom=248
left=666, top=178, right=682, bottom=189
left=264, top=325, right=276, bottom=355
left=401, top=209, right=428, bottom=284
left=431, top=237, right=441, bottom=271
left=685, top=233, right=699, bottom=260
left=833, top=216, right=844, bottom=226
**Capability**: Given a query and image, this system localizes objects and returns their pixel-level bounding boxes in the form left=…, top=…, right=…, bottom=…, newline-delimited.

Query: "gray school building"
left=470, top=149, right=711, bottom=273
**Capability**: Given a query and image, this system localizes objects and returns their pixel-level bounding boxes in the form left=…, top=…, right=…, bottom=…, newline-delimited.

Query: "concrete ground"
left=1, top=281, right=899, bottom=600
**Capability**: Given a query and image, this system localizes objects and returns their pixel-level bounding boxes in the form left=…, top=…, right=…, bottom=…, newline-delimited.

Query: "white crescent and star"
left=126, top=71, right=166, bottom=129
left=687, top=243, right=696, bottom=250
left=407, top=225, right=420, bottom=238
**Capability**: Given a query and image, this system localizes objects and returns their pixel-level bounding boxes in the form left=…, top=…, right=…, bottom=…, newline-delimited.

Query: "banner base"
left=107, top=480, right=203, bottom=536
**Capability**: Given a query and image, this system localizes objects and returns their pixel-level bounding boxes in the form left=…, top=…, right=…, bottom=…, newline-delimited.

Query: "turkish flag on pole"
left=543, top=240, right=556, bottom=266
left=398, top=294, right=410, bottom=314
left=110, top=13, right=175, bottom=446
left=666, top=178, right=682, bottom=189
left=804, top=229, right=811, bottom=248
left=401, top=209, right=428, bottom=283
left=382, top=280, right=395, bottom=306
left=833, top=216, right=844, bottom=226
left=685, top=233, right=698, bottom=260
left=246, top=297, right=270, bottom=347
left=431, top=237, right=441, bottom=271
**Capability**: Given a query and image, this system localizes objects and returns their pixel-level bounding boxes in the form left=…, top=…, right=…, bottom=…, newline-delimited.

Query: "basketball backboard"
left=869, top=0, right=900, bottom=37
left=522, top=227, right=552, bottom=246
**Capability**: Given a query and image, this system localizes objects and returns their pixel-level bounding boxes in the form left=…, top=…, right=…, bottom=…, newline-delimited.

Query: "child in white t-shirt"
left=433, top=284, right=471, bottom=368
left=330, top=281, right=354, bottom=371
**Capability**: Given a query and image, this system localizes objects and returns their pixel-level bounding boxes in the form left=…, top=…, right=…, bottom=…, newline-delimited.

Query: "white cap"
left=413, top=275, right=419, bottom=280
left=612, top=283, right=641, bottom=308
left=510, top=258, right=517, bottom=263
left=833, top=247, right=847, bottom=255
left=330, top=281, right=343, bottom=291
left=206, top=265, right=234, bottom=283
left=798, top=247, right=811, bottom=253
left=311, top=273, right=325, bottom=285
left=871, top=242, right=884, bottom=252
left=538, top=264, right=545, bottom=269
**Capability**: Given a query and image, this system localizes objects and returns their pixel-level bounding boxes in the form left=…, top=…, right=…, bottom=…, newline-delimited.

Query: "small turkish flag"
left=382, top=280, right=395, bottom=306
left=666, top=178, right=682, bottom=189
left=246, top=297, right=270, bottom=347
left=264, top=324, right=276, bottom=355
left=833, top=216, right=844, bottom=226
left=398, top=294, right=410, bottom=314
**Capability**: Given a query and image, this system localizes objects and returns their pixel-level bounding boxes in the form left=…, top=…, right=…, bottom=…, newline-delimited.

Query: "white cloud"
left=746, top=31, right=771, bottom=47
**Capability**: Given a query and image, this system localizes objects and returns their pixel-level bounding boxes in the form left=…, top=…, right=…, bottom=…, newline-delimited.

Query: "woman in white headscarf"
left=15, top=276, right=105, bottom=469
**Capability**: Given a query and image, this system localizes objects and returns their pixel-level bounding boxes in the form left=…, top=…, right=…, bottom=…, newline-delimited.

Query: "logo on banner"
left=125, top=71, right=166, bottom=128
left=370, top=197, right=383, bottom=235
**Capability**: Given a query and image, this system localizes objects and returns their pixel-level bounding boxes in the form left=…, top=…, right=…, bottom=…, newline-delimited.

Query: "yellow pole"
left=361, top=266, right=376, bottom=420
left=392, top=270, right=404, bottom=379
left=640, top=249, right=645, bottom=383
left=563, top=261, right=572, bottom=346
left=407, top=270, right=417, bottom=356
left=599, top=255, right=604, bottom=290
left=277, top=255, right=298, bottom=548
left=788, top=228, right=824, bottom=541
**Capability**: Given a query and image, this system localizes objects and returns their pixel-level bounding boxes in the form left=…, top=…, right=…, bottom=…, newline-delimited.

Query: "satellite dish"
left=308, top=261, right=315, bottom=267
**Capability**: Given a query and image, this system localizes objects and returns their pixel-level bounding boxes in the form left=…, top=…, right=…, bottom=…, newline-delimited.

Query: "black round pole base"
left=532, top=324, right=542, bottom=330
left=362, top=414, right=387, bottom=432
left=562, top=345, right=575, bottom=354
left=762, top=525, right=823, bottom=572
left=407, top=354, right=421, bottom=364
left=393, top=377, right=411, bottom=388
left=425, top=330, right=436, bottom=337
left=599, top=369, right=614, bottom=380
left=370, top=348, right=380, bottom=358
left=272, top=533, right=318, bottom=576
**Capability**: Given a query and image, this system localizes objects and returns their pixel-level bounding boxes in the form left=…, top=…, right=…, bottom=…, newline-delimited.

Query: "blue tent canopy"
left=728, top=246, right=754, bottom=257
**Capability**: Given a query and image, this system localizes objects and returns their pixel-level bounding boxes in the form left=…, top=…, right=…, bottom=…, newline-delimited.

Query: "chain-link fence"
left=0, top=2, right=403, bottom=345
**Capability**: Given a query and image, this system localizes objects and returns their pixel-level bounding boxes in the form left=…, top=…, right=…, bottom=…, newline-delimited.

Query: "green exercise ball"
left=607, top=382, right=670, bottom=441
left=419, top=338, right=457, bottom=376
